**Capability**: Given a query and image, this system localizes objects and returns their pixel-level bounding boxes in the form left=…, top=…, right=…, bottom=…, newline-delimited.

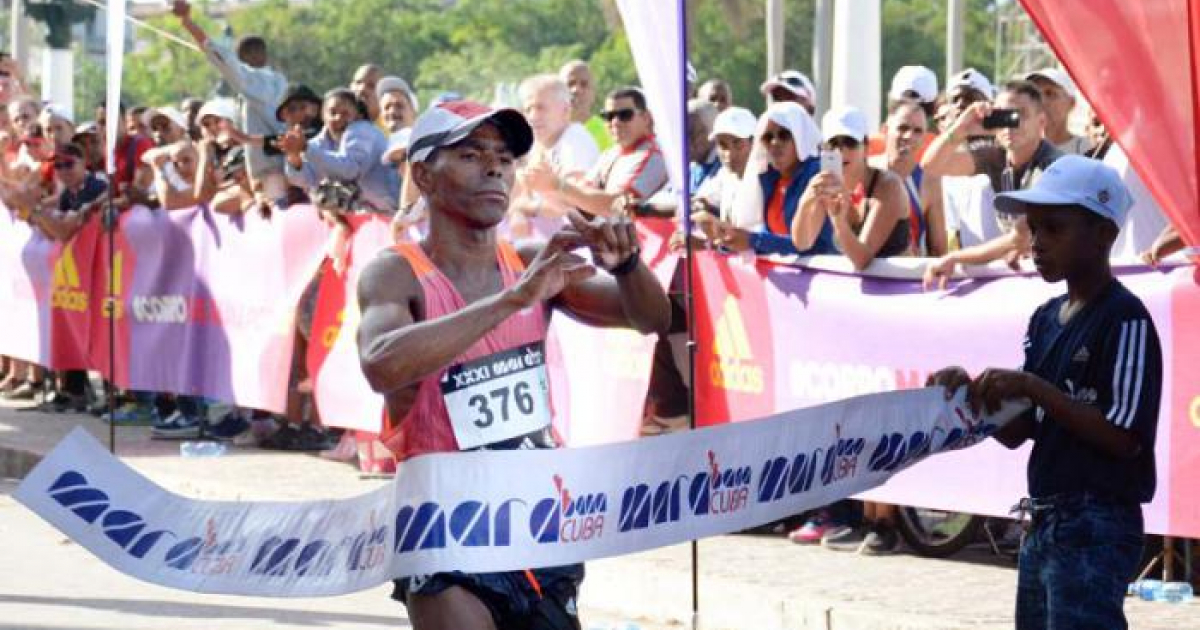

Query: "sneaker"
left=45, top=391, right=88, bottom=414
left=822, top=525, right=869, bottom=552
left=788, top=511, right=838, bottom=544
left=4, top=381, right=41, bottom=401
left=205, top=413, right=250, bottom=441
left=101, top=401, right=159, bottom=425
left=861, top=525, right=900, bottom=556
left=151, top=410, right=202, bottom=440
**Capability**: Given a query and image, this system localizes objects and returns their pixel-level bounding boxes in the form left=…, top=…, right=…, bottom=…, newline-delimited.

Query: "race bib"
left=441, top=342, right=552, bottom=450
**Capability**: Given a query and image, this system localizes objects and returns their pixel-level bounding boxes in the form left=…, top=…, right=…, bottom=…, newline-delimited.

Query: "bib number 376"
left=441, top=342, right=552, bottom=450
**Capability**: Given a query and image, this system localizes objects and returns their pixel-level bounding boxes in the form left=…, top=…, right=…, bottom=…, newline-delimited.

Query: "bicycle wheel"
left=895, top=507, right=984, bottom=558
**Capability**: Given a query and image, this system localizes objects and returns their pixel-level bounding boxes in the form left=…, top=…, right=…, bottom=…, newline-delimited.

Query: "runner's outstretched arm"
left=357, top=232, right=595, bottom=395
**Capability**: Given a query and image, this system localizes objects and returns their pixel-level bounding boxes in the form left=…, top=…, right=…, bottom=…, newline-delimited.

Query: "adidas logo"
left=713, top=297, right=752, bottom=360
left=1072, top=346, right=1090, bottom=363
left=709, top=297, right=763, bottom=393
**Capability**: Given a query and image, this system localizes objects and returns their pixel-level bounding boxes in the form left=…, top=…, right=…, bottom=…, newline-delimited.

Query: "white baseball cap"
left=821, top=106, right=869, bottom=142
left=708, top=106, right=756, bottom=140
left=1025, top=68, right=1077, bottom=98
left=889, top=65, right=938, bottom=104
left=142, top=106, right=188, bottom=132
left=407, top=100, right=533, bottom=163
left=948, top=68, right=995, bottom=99
left=376, top=76, right=421, bottom=111
left=994, top=155, right=1132, bottom=227
left=197, top=98, right=238, bottom=124
left=760, top=70, right=816, bottom=103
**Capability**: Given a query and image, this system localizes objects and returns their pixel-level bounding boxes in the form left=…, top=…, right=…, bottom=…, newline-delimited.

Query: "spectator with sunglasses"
left=709, top=102, right=832, bottom=256
left=800, top=106, right=911, bottom=272
left=760, top=70, right=817, bottom=114
left=29, top=144, right=107, bottom=242
left=522, top=87, right=666, bottom=218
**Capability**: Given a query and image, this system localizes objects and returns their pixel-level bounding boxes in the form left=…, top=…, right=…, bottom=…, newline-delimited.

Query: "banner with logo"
left=0, top=205, right=329, bottom=412
left=16, top=388, right=1022, bottom=597
left=690, top=251, right=1200, bottom=537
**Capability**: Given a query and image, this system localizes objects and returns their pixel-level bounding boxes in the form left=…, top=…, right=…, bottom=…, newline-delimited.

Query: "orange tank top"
left=381, top=241, right=552, bottom=462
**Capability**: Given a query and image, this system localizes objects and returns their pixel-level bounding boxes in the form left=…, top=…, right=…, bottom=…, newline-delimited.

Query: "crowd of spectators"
left=0, top=1, right=1189, bottom=546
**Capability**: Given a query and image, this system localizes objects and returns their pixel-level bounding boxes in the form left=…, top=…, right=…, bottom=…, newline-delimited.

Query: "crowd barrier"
left=1, top=203, right=1196, bottom=537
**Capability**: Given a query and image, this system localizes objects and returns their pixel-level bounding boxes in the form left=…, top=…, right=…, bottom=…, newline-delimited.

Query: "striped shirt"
left=1021, top=280, right=1162, bottom=503
left=585, top=135, right=668, bottom=200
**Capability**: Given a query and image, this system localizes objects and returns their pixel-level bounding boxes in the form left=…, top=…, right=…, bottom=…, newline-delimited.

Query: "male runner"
left=356, top=100, right=670, bottom=630
left=929, top=155, right=1161, bottom=630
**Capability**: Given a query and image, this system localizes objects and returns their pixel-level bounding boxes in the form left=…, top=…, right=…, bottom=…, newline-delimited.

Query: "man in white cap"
left=693, top=106, right=755, bottom=221
left=760, top=69, right=817, bottom=114
left=357, top=99, right=669, bottom=630
left=143, top=106, right=189, bottom=147
left=377, top=76, right=419, bottom=134
left=1025, top=68, right=1090, bottom=155
left=929, top=155, right=1160, bottom=630
left=868, top=65, right=938, bottom=158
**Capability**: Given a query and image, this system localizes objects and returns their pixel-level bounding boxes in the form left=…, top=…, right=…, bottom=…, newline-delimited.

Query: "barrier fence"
left=1, top=204, right=1197, bottom=537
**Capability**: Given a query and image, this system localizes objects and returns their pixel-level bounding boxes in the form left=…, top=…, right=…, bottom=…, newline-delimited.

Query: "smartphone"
left=982, top=108, right=1020, bottom=130
left=819, top=149, right=842, bottom=177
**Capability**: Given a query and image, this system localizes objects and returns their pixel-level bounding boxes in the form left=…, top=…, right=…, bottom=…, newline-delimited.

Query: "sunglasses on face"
left=761, top=129, right=792, bottom=144
left=600, top=108, right=637, bottom=123
left=53, top=158, right=77, bottom=170
left=826, top=136, right=861, bottom=151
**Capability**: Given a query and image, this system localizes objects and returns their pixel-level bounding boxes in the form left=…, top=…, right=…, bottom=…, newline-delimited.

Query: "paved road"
left=1, top=402, right=1195, bottom=629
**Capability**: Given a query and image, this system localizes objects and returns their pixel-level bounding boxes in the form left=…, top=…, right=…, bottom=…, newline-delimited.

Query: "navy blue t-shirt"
left=1021, top=279, right=1161, bottom=503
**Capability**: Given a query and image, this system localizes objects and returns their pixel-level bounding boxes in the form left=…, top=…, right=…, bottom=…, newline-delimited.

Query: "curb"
left=0, top=443, right=41, bottom=480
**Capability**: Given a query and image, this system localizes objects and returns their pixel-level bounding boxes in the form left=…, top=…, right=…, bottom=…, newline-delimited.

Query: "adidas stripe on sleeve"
left=1101, top=317, right=1160, bottom=430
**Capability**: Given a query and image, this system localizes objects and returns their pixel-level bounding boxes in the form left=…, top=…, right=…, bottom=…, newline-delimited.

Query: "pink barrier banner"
left=692, top=252, right=1200, bottom=537
left=0, top=205, right=330, bottom=412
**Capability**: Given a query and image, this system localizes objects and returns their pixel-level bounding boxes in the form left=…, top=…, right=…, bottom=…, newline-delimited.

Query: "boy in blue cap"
left=930, top=155, right=1161, bottom=630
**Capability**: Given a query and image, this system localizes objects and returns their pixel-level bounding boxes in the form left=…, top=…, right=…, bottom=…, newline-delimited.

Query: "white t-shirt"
left=1103, top=144, right=1169, bottom=259
left=695, top=167, right=743, bottom=222
left=548, top=122, right=600, bottom=175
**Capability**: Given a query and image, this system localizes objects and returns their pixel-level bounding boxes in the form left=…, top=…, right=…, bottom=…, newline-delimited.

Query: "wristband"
left=606, top=248, right=641, bottom=277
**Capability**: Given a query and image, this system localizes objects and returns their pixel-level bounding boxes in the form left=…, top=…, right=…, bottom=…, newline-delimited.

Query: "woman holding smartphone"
left=793, top=106, right=911, bottom=270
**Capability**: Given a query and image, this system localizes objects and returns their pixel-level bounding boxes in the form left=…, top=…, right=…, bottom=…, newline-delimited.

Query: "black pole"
left=676, top=1, right=700, bottom=627
left=105, top=179, right=116, bottom=456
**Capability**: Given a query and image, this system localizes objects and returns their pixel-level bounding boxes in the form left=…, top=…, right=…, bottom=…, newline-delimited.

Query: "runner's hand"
left=927, top=366, right=971, bottom=400
left=966, top=368, right=1030, bottom=416
left=510, top=230, right=595, bottom=306
left=566, top=209, right=640, bottom=271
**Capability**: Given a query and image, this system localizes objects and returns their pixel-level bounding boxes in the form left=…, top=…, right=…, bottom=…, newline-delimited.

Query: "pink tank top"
left=382, top=241, right=550, bottom=462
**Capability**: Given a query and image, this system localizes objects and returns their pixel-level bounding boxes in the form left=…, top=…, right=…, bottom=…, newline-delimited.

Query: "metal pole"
left=11, top=0, right=30, bottom=74
left=766, top=0, right=784, bottom=78
left=813, top=0, right=834, bottom=118
left=947, top=0, right=965, bottom=80
left=679, top=3, right=700, bottom=627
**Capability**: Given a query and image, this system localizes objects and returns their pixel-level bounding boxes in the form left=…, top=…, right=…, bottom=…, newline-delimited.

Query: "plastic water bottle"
left=1161, top=581, right=1194, bottom=603
left=180, top=441, right=227, bottom=458
left=1129, top=579, right=1163, bottom=600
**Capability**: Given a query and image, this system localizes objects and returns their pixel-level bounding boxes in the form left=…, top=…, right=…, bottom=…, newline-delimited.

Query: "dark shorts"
left=393, top=563, right=584, bottom=630
left=1016, top=493, right=1144, bottom=630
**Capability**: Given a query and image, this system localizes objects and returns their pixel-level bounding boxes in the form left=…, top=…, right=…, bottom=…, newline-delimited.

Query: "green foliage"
left=105, top=0, right=1000, bottom=118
